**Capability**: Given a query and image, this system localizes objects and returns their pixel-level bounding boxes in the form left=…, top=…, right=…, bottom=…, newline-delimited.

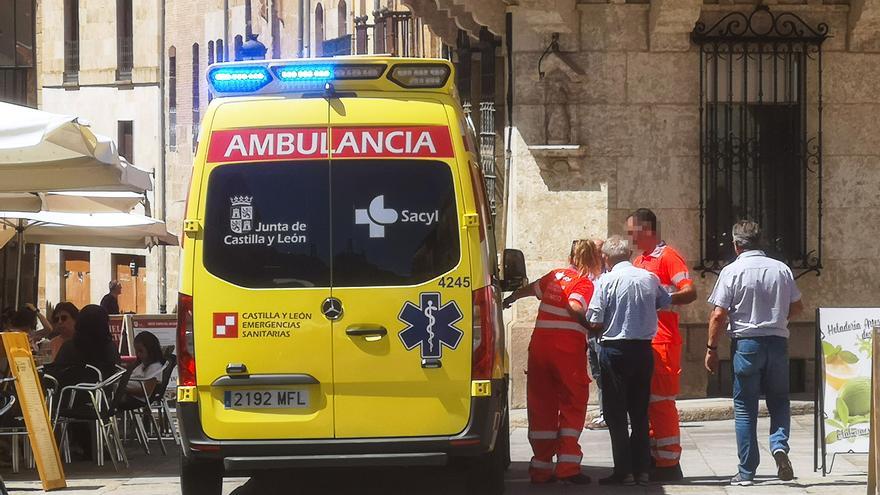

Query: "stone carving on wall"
left=544, top=71, right=572, bottom=145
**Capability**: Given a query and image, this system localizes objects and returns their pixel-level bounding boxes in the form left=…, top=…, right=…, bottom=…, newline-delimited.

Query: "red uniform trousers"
left=527, top=331, right=589, bottom=482
left=649, top=342, right=682, bottom=467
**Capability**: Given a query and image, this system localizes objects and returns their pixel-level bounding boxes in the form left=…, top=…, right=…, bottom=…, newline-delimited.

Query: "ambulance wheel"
left=181, top=456, right=223, bottom=495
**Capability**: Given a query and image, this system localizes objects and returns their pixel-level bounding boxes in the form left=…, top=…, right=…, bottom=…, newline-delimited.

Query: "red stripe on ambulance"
left=207, top=126, right=454, bottom=162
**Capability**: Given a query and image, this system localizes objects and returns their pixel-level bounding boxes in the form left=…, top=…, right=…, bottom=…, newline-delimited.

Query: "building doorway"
left=112, top=254, right=146, bottom=314
left=61, top=250, right=90, bottom=309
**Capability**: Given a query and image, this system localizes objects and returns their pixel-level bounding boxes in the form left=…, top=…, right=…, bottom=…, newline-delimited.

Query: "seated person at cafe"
left=46, top=304, right=121, bottom=387
left=125, top=331, right=166, bottom=403
left=48, top=302, right=79, bottom=362
left=7, top=303, right=56, bottom=343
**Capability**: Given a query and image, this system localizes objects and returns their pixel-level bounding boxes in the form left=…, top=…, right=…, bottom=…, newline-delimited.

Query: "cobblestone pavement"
left=3, top=415, right=866, bottom=494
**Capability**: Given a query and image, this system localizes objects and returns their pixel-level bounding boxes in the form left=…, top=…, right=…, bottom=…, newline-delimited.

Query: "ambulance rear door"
left=192, top=97, right=336, bottom=440
left=328, top=96, right=473, bottom=438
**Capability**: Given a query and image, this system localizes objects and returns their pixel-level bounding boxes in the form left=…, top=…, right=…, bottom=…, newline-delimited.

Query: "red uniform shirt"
left=633, top=242, right=693, bottom=345
left=532, top=266, right=594, bottom=337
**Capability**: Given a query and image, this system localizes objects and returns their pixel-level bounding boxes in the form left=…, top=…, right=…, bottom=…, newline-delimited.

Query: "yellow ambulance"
left=176, top=56, right=527, bottom=494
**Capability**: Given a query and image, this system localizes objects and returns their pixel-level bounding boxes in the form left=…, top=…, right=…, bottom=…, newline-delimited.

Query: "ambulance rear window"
left=202, top=160, right=458, bottom=288
left=332, top=159, right=459, bottom=287
left=203, top=162, right=332, bottom=288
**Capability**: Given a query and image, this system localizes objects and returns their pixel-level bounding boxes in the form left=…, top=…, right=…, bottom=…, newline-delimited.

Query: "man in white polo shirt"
left=705, top=220, right=804, bottom=486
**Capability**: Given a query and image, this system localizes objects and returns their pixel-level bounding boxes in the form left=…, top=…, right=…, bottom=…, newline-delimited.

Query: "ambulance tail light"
left=388, top=64, right=451, bottom=88
left=472, top=285, right=501, bottom=380
left=177, top=293, right=197, bottom=387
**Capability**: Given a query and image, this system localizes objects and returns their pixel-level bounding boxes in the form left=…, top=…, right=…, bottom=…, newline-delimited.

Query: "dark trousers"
left=599, top=339, right=654, bottom=476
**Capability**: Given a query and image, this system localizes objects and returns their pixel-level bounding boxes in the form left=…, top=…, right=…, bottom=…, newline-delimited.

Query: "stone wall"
left=38, top=0, right=163, bottom=312
left=504, top=2, right=880, bottom=407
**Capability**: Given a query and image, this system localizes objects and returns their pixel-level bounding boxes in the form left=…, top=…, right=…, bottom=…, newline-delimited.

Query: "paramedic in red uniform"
left=626, top=208, right=697, bottom=482
left=503, top=240, right=602, bottom=485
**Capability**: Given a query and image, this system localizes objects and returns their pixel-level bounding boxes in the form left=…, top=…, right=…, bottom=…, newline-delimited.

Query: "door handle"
left=226, top=363, right=248, bottom=374
left=345, top=325, right=388, bottom=340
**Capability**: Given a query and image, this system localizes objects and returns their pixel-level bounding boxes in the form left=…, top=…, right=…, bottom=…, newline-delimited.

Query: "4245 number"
left=438, top=276, right=471, bottom=288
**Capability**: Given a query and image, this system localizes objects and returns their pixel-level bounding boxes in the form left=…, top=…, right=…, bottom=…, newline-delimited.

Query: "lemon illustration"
left=825, top=357, right=859, bottom=391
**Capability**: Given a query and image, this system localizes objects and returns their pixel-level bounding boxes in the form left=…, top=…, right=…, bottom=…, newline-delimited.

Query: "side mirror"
left=500, top=249, right=527, bottom=292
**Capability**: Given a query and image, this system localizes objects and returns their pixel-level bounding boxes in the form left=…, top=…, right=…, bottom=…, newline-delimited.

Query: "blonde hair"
left=569, top=239, right=603, bottom=278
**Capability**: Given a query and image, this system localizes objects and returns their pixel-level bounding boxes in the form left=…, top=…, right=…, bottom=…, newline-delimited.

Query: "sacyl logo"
left=230, top=196, right=254, bottom=234
left=355, top=195, right=440, bottom=239
left=355, top=195, right=399, bottom=238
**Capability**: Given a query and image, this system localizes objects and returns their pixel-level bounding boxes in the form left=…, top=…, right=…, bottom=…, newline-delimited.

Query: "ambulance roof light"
left=273, top=66, right=334, bottom=81
left=208, top=66, right=272, bottom=93
left=388, top=64, right=450, bottom=89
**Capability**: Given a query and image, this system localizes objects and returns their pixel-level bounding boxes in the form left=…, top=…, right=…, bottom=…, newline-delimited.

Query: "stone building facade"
left=30, top=0, right=879, bottom=409
left=37, top=0, right=164, bottom=313
left=405, top=0, right=880, bottom=407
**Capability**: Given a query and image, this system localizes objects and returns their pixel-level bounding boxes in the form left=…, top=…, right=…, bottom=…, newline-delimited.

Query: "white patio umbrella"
left=0, top=102, right=153, bottom=193
left=0, top=211, right=177, bottom=306
left=0, top=191, right=144, bottom=214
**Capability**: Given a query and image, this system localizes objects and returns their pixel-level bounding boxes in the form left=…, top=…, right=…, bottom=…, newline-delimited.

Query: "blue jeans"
left=732, top=336, right=790, bottom=479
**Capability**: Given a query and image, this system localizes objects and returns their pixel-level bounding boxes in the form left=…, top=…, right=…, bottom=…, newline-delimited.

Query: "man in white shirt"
left=587, top=236, right=672, bottom=486
left=705, top=220, right=804, bottom=486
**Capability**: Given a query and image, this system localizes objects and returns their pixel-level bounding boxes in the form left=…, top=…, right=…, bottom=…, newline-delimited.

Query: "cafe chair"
left=0, top=376, right=30, bottom=474
left=151, top=354, right=180, bottom=445
left=54, top=367, right=131, bottom=471
left=0, top=388, right=15, bottom=495
left=121, top=360, right=171, bottom=456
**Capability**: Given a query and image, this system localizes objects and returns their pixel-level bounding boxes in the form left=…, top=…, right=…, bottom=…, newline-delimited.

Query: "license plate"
left=223, top=389, right=310, bottom=409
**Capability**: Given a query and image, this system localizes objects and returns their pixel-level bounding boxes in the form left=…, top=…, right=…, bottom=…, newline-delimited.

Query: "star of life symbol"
left=230, top=195, right=254, bottom=234
left=398, top=293, right=464, bottom=360
left=355, top=195, right=399, bottom=238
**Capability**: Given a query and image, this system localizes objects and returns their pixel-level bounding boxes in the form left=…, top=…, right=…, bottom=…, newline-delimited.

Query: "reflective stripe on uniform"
left=568, top=293, right=587, bottom=308
left=662, top=284, right=677, bottom=293
left=671, top=271, right=690, bottom=285
left=654, top=450, right=681, bottom=460
left=535, top=320, right=587, bottom=334
left=650, top=394, right=677, bottom=403
left=538, top=303, right=571, bottom=318
left=557, top=454, right=583, bottom=464
left=530, top=459, right=555, bottom=470
left=533, top=281, right=543, bottom=299
left=528, top=430, right=558, bottom=440
left=654, top=436, right=680, bottom=447
left=559, top=428, right=582, bottom=438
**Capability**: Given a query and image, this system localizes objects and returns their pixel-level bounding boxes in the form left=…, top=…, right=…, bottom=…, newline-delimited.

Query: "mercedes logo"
left=321, top=297, right=344, bottom=321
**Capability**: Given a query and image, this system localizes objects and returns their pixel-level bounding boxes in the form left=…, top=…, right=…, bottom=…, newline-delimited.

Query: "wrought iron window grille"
left=691, top=5, right=827, bottom=279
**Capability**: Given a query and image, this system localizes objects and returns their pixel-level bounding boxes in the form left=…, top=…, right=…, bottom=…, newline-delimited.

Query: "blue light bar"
left=208, top=66, right=272, bottom=93
left=272, top=65, right=334, bottom=82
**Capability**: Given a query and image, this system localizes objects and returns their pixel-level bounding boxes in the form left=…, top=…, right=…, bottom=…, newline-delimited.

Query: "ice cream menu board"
left=818, top=308, right=880, bottom=472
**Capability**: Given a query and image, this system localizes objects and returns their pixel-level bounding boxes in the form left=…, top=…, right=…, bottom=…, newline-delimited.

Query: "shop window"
left=111, top=254, right=146, bottom=314
left=61, top=250, right=90, bottom=310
